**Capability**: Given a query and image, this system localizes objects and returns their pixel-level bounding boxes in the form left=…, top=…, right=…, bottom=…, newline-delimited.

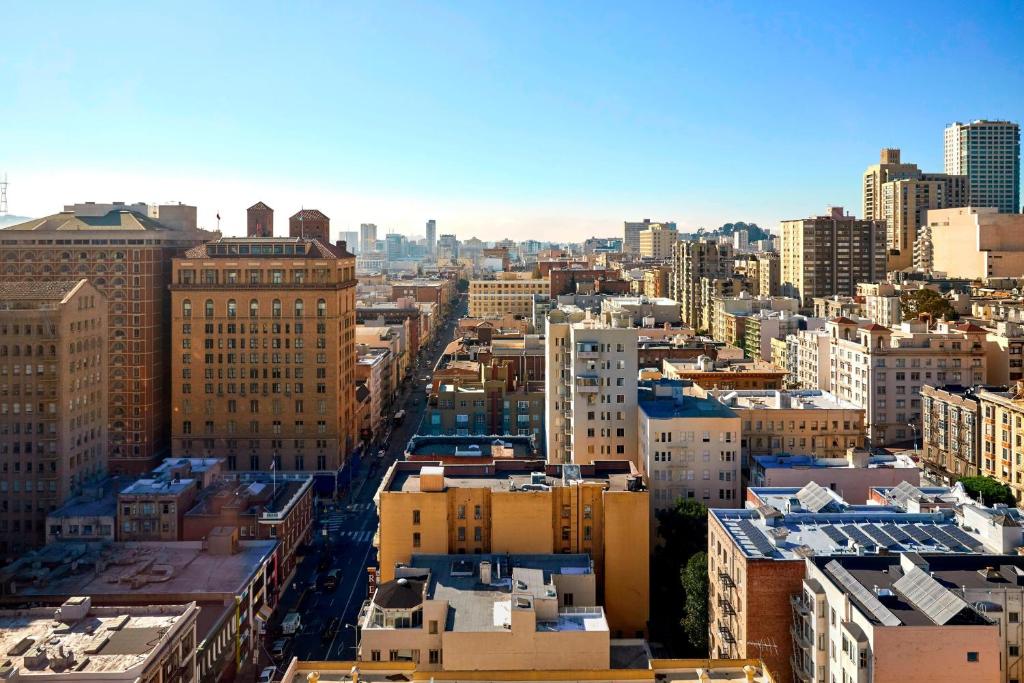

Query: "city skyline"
left=3, top=2, right=1023, bottom=240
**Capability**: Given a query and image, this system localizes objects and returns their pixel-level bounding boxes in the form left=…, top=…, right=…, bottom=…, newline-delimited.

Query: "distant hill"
left=714, top=222, right=770, bottom=242
left=0, top=215, right=31, bottom=228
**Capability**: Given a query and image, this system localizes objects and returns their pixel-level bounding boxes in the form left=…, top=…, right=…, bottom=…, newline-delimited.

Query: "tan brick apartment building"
left=0, top=279, right=107, bottom=556
left=1, top=209, right=215, bottom=472
left=169, top=236, right=357, bottom=476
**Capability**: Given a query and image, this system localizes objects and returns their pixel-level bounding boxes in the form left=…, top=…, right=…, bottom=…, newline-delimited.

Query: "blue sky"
left=2, top=1, right=1022, bottom=240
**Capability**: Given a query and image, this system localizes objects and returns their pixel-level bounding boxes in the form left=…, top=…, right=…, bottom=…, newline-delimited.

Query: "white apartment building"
left=795, top=327, right=832, bottom=391
left=857, top=282, right=903, bottom=328
left=545, top=309, right=638, bottom=466
left=638, top=379, right=740, bottom=520
left=827, top=318, right=987, bottom=446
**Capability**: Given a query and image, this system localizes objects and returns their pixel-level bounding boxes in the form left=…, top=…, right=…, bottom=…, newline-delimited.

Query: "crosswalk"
left=334, top=529, right=375, bottom=543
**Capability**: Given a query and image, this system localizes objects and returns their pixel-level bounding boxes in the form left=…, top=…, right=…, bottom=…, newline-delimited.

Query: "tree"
left=681, top=552, right=709, bottom=653
left=901, top=289, right=959, bottom=322
left=959, top=476, right=1016, bottom=507
left=650, top=499, right=708, bottom=653
left=456, top=278, right=469, bottom=293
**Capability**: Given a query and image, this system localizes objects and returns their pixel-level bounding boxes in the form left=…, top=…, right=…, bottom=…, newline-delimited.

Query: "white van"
left=281, top=611, right=301, bottom=635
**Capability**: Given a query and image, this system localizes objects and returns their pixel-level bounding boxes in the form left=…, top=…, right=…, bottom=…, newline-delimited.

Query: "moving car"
left=258, top=667, right=277, bottom=683
left=393, top=409, right=406, bottom=424
left=323, top=568, right=340, bottom=591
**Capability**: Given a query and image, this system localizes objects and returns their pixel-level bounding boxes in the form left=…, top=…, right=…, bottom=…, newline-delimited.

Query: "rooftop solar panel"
left=738, top=520, right=777, bottom=557
left=821, top=525, right=848, bottom=545
left=924, top=526, right=967, bottom=552
left=825, top=560, right=901, bottom=627
left=863, top=524, right=896, bottom=549
left=893, top=566, right=970, bottom=625
left=905, top=525, right=935, bottom=544
left=944, top=525, right=984, bottom=550
left=842, top=525, right=874, bottom=547
left=880, top=524, right=911, bottom=544
left=796, top=482, right=833, bottom=513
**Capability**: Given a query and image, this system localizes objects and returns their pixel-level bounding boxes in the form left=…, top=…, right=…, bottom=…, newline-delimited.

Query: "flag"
left=216, top=212, right=221, bottom=221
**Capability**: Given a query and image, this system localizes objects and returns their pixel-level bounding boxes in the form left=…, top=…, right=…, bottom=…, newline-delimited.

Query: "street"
left=258, top=294, right=467, bottom=675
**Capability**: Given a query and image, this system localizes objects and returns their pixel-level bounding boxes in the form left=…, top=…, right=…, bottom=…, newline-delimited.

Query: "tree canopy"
left=680, top=552, right=709, bottom=653
left=901, top=289, right=959, bottom=321
left=650, top=498, right=709, bottom=655
left=959, top=476, right=1016, bottom=507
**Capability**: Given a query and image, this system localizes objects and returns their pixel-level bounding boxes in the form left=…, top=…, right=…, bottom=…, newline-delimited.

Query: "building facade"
left=920, top=384, right=997, bottom=484
left=0, top=280, right=107, bottom=556
left=469, top=277, right=549, bottom=318
left=780, top=207, right=886, bottom=308
left=247, top=201, right=274, bottom=237
left=289, top=209, right=330, bottom=243
left=638, top=223, right=678, bottom=260
left=169, top=237, right=358, bottom=475
left=945, top=119, right=1021, bottom=214
left=1, top=209, right=215, bottom=472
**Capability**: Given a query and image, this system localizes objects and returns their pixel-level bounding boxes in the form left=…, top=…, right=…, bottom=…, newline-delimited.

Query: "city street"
left=258, top=293, right=466, bottom=676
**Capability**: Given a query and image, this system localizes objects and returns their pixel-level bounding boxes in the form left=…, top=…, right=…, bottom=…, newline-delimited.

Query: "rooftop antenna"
left=746, top=637, right=779, bottom=660
left=0, top=173, right=8, bottom=216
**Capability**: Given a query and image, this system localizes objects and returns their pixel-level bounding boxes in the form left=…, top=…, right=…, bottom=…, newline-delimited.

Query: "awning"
left=256, top=604, right=274, bottom=622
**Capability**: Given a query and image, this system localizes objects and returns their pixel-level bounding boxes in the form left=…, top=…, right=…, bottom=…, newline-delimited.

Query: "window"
left=371, top=650, right=381, bottom=662
left=457, top=527, right=466, bottom=541
left=1011, top=612, right=1020, bottom=624
left=412, top=509, right=420, bottom=525
left=429, top=650, right=440, bottom=665
left=967, top=652, right=979, bottom=663
left=1012, top=646, right=1021, bottom=658
left=428, top=620, right=438, bottom=634
left=182, top=300, right=192, bottom=318
left=412, top=532, right=421, bottom=548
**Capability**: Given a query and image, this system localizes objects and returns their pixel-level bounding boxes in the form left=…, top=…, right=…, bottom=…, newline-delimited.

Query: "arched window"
left=205, top=299, right=214, bottom=319
left=249, top=300, right=259, bottom=318
left=294, top=299, right=304, bottom=318
left=182, top=300, right=192, bottom=318
left=317, top=299, right=327, bottom=317
left=272, top=299, right=282, bottom=318
left=227, top=299, right=237, bottom=318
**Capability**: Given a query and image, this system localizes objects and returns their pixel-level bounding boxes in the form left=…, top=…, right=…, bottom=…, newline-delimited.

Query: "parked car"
left=281, top=611, right=301, bottom=635
left=258, top=666, right=277, bottom=683
left=270, top=639, right=289, bottom=660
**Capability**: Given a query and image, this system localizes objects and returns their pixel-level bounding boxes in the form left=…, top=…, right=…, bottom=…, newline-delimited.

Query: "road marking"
left=327, top=537, right=375, bottom=659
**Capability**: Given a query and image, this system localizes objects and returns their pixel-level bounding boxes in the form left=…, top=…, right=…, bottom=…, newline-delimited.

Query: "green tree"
left=901, top=289, right=959, bottom=322
left=959, top=476, right=1016, bottom=506
left=651, top=499, right=708, bottom=653
left=681, top=552, right=709, bottom=653
left=456, top=278, right=469, bottom=293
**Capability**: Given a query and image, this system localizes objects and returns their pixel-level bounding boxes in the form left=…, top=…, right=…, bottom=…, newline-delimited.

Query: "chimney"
left=480, top=560, right=492, bottom=585
left=743, top=664, right=758, bottom=683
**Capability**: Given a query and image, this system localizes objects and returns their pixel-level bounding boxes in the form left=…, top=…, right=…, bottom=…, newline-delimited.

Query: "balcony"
left=717, top=597, right=735, bottom=616
left=790, top=654, right=813, bottom=683
left=576, top=377, right=600, bottom=394
left=717, top=571, right=735, bottom=588
left=716, top=623, right=735, bottom=644
left=790, top=622, right=812, bottom=650
left=790, top=593, right=811, bottom=616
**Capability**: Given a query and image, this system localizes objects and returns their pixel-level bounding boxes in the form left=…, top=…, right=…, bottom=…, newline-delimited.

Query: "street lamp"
left=907, top=423, right=919, bottom=459
left=344, top=623, right=360, bottom=660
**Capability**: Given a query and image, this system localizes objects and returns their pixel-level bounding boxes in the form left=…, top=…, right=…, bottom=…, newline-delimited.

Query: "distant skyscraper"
left=945, top=120, right=1021, bottom=213
left=338, top=230, right=358, bottom=253
left=360, top=223, right=378, bottom=254
left=437, top=233, right=459, bottom=260
left=289, top=209, right=330, bottom=242
left=384, top=233, right=407, bottom=262
left=247, top=201, right=274, bottom=237
left=425, top=219, right=437, bottom=254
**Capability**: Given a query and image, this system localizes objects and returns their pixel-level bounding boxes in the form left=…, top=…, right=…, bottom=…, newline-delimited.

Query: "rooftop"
left=0, top=279, right=87, bottom=302
left=2, top=209, right=183, bottom=233
left=182, top=236, right=343, bottom=259
left=48, top=477, right=135, bottom=521
left=714, top=483, right=991, bottom=561
left=752, top=452, right=916, bottom=470
left=383, top=460, right=642, bottom=494
left=405, top=435, right=537, bottom=459
left=0, top=599, right=197, bottom=677
left=638, top=380, right=738, bottom=420
left=0, top=540, right=276, bottom=600
left=711, top=389, right=861, bottom=411
left=120, top=478, right=196, bottom=497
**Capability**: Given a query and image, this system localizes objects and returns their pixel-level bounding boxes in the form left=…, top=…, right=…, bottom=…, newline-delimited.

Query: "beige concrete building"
left=0, top=280, right=107, bottom=557
left=0, top=597, right=200, bottom=681
left=469, top=276, right=549, bottom=318
left=757, top=253, right=781, bottom=297
left=710, top=389, right=864, bottom=460
left=780, top=207, right=886, bottom=307
left=920, top=384, right=996, bottom=485
left=917, top=206, right=1024, bottom=278
left=545, top=309, right=639, bottom=466
left=624, top=219, right=676, bottom=255
left=373, top=460, right=649, bottom=638
left=169, top=236, right=358, bottom=474
left=638, top=223, right=678, bottom=260
left=862, top=148, right=967, bottom=270
left=638, top=380, right=741, bottom=520
left=359, top=554, right=609, bottom=671
left=827, top=318, right=987, bottom=446
left=1, top=209, right=215, bottom=472
left=794, top=327, right=832, bottom=391
left=858, top=282, right=903, bottom=328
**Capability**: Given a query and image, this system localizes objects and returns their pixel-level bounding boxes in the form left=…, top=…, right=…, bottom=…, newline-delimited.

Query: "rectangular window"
left=412, top=509, right=420, bottom=525
left=412, top=532, right=421, bottom=548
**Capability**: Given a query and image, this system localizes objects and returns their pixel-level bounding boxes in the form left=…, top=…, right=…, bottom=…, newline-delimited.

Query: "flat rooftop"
left=716, top=483, right=988, bottom=561
left=638, top=383, right=737, bottom=420
left=0, top=541, right=275, bottom=600
left=410, top=554, right=598, bottom=633
left=712, top=389, right=861, bottom=411
left=0, top=601, right=197, bottom=676
left=119, top=478, right=196, bottom=497
left=753, top=452, right=916, bottom=470
left=405, top=436, right=536, bottom=458
left=48, top=477, right=135, bottom=520
left=384, top=461, right=641, bottom=494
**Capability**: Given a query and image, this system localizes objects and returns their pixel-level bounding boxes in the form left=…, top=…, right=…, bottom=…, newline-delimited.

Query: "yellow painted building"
left=468, top=277, right=549, bottom=318
left=374, top=460, right=649, bottom=637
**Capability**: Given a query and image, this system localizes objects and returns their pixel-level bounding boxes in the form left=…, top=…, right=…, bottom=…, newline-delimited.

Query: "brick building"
left=0, top=279, right=107, bottom=556
left=246, top=201, right=274, bottom=237
left=1, top=209, right=215, bottom=472
left=169, top=236, right=357, bottom=477
left=289, top=209, right=330, bottom=243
